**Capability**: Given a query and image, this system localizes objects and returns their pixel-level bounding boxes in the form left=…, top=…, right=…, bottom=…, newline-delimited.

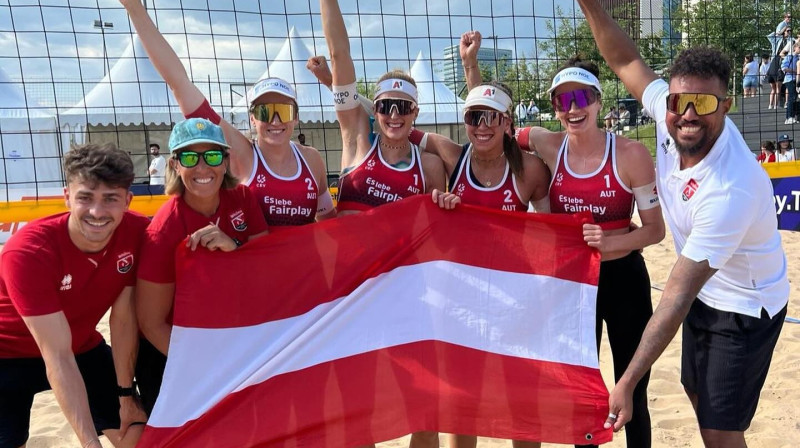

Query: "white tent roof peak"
left=60, top=35, right=182, bottom=126
left=409, top=51, right=464, bottom=125
left=234, top=29, right=336, bottom=123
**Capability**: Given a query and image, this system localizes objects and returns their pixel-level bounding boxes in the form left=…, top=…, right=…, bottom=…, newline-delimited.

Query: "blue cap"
left=168, top=118, right=230, bottom=153
left=778, top=133, right=792, bottom=143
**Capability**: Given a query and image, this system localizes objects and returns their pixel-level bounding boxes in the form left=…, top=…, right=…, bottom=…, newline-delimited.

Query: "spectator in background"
left=515, top=99, right=528, bottom=126
left=603, top=106, right=618, bottom=131
left=618, top=104, right=631, bottom=129
left=297, top=133, right=306, bottom=145
left=742, top=55, right=760, bottom=98
left=767, top=28, right=792, bottom=108
left=148, top=143, right=166, bottom=186
left=757, top=140, right=777, bottom=163
left=777, top=134, right=796, bottom=162
left=782, top=43, right=799, bottom=124
left=759, top=54, right=770, bottom=93
left=527, top=99, right=539, bottom=121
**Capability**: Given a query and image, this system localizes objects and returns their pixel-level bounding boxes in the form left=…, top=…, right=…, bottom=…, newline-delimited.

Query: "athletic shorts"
left=681, top=300, right=786, bottom=431
left=0, top=342, right=121, bottom=447
left=743, top=75, right=758, bottom=88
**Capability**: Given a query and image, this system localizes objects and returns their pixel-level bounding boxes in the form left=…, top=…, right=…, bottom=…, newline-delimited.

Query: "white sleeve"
left=641, top=79, right=669, bottom=124
left=680, top=187, right=756, bottom=269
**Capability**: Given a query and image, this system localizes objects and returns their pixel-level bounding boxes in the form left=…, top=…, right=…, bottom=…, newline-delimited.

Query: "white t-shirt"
left=515, top=104, right=528, bottom=121
left=642, top=79, right=789, bottom=318
left=778, top=149, right=795, bottom=162
left=744, top=60, right=760, bottom=77
left=149, top=155, right=166, bottom=185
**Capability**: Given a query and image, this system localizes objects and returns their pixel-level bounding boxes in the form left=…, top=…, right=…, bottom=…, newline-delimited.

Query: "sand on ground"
left=18, top=226, right=800, bottom=447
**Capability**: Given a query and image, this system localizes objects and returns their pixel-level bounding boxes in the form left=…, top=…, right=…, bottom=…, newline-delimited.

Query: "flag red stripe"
left=140, top=340, right=611, bottom=447
left=174, top=196, right=599, bottom=329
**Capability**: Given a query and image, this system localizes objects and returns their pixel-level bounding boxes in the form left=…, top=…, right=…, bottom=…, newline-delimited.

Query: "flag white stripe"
left=150, top=260, right=598, bottom=427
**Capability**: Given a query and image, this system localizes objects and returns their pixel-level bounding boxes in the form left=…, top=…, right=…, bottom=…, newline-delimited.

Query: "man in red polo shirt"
left=0, top=143, right=148, bottom=448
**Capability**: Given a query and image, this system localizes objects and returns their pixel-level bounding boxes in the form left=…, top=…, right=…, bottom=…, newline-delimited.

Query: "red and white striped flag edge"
left=138, top=196, right=610, bottom=447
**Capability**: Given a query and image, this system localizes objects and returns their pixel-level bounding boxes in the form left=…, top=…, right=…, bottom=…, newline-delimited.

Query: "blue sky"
left=0, top=0, right=581, bottom=108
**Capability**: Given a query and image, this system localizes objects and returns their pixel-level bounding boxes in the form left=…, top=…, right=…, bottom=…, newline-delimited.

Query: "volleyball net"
left=0, top=0, right=792, bottom=233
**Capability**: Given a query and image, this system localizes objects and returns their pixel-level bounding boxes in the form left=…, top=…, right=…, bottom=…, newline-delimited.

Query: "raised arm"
left=575, top=0, right=658, bottom=103
left=319, top=0, right=370, bottom=167
left=119, top=0, right=252, bottom=177
left=460, top=30, right=483, bottom=91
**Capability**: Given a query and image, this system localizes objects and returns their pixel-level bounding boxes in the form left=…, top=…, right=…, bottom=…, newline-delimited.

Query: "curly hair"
left=64, top=143, right=134, bottom=189
left=669, top=46, right=730, bottom=91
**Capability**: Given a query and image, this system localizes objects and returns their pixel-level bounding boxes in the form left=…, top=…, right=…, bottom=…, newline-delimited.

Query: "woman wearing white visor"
left=120, top=0, right=336, bottom=230
left=516, top=58, right=665, bottom=448
left=320, top=0, right=445, bottom=218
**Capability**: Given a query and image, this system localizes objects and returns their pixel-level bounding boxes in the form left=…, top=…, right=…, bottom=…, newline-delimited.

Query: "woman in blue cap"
left=777, top=134, right=796, bottom=162
left=134, top=118, right=269, bottom=414
left=120, top=0, right=336, bottom=231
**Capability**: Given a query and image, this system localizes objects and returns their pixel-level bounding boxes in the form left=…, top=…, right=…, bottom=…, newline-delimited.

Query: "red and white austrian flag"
left=140, top=197, right=610, bottom=447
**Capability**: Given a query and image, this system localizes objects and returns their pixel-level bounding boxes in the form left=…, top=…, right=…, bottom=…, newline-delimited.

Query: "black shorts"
left=681, top=300, right=787, bottom=431
left=0, top=342, right=121, bottom=447
left=135, top=337, right=167, bottom=415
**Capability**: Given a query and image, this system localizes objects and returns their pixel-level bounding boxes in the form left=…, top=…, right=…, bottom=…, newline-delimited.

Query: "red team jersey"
left=0, top=212, right=150, bottom=358
left=337, top=137, right=426, bottom=212
left=450, top=144, right=528, bottom=212
left=138, top=185, right=268, bottom=285
left=244, top=142, right=319, bottom=228
left=549, top=133, right=634, bottom=230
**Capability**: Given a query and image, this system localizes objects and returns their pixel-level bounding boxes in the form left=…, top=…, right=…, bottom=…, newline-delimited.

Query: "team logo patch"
left=196, top=122, right=206, bottom=131
left=60, top=274, right=72, bottom=291
left=256, top=173, right=267, bottom=188
left=366, top=159, right=376, bottom=171
left=456, top=183, right=466, bottom=196
left=230, top=210, right=248, bottom=231
left=117, top=253, right=134, bottom=274
left=682, top=179, right=698, bottom=201
left=555, top=172, right=564, bottom=185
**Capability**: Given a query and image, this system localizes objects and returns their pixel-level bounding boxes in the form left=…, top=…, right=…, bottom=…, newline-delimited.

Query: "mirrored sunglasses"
left=666, top=93, right=725, bottom=116
left=175, top=149, right=226, bottom=168
left=374, top=98, right=417, bottom=116
left=463, top=109, right=506, bottom=127
left=250, top=103, right=297, bottom=123
left=550, top=88, right=600, bottom=112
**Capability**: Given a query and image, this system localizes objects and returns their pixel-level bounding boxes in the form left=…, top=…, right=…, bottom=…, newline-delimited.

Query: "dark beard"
left=674, top=134, right=708, bottom=156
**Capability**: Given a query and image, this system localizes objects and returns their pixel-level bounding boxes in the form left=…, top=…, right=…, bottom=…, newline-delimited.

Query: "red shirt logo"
left=230, top=210, right=248, bottom=232
left=682, top=179, right=698, bottom=201
left=117, top=253, right=134, bottom=274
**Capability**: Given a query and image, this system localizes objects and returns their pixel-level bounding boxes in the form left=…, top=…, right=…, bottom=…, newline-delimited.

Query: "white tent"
left=60, top=35, right=183, bottom=127
left=0, top=67, right=63, bottom=191
left=409, top=52, right=465, bottom=125
left=231, top=27, right=337, bottom=127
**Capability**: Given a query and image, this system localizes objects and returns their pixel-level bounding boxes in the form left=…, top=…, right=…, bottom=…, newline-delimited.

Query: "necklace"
left=379, top=140, right=410, bottom=152
left=471, top=151, right=505, bottom=187
left=472, top=151, right=505, bottom=163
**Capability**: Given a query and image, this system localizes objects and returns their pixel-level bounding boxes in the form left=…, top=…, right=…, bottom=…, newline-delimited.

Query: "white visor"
left=547, top=67, right=603, bottom=95
left=374, top=78, right=418, bottom=102
left=464, top=85, right=513, bottom=113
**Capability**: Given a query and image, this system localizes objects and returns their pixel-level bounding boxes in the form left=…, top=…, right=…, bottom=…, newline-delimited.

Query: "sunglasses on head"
left=250, top=103, right=297, bottom=123
left=463, top=109, right=506, bottom=127
left=174, top=149, right=226, bottom=168
left=550, top=88, right=600, bottom=112
left=374, top=98, right=417, bottom=116
left=666, top=93, right=726, bottom=116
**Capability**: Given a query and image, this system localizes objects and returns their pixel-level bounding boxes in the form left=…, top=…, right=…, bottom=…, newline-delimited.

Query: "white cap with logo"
left=547, top=67, right=603, bottom=95
left=464, top=85, right=513, bottom=113
left=249, top=77, right=297, bottom=105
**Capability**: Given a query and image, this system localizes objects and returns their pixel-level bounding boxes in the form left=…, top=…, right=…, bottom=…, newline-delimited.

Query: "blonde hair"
left=164, top=152, right=239, bottom=196
left=376, top=70, right=417, bottom=88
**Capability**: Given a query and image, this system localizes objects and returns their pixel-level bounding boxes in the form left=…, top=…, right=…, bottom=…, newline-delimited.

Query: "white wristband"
left=332, top=83, right=360, bottom=110
left=633, top=181, right=660, bottom=210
